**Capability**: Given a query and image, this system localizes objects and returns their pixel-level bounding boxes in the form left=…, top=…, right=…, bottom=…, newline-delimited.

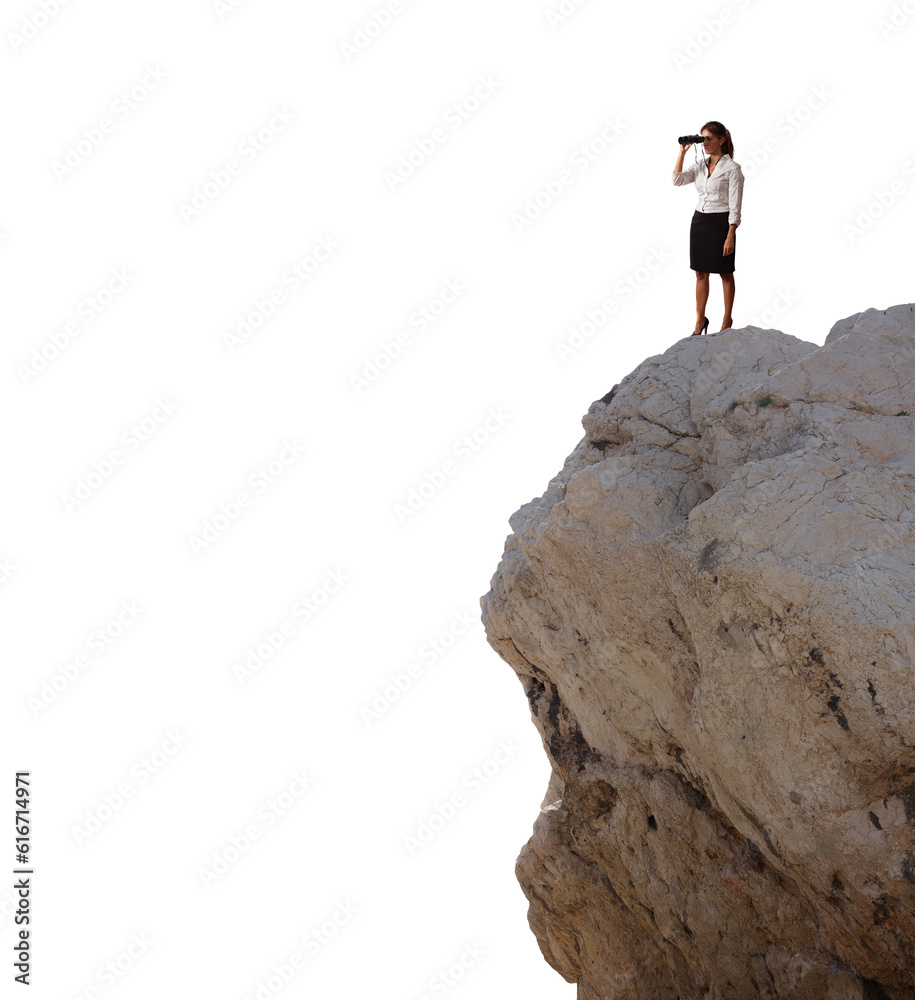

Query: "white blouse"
left=672, top=152, right=744, bottom=226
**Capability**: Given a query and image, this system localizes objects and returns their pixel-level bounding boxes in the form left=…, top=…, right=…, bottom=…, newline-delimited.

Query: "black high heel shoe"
left=692, top=316, right=709, bottom=336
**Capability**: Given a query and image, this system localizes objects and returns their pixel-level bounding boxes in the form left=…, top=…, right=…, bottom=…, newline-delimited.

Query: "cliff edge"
left=481, top=305, right=915, bottom=999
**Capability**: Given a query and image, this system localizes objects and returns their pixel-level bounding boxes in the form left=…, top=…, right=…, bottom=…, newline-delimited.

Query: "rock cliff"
left=481, top=305, right=915, bottom=999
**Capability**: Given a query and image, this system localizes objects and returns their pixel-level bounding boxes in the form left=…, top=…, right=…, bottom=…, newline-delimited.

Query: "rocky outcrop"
left=481, top=306, right=915, bottom=999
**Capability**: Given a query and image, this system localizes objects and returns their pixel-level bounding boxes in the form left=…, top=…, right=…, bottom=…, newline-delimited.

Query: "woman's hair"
left=701, top=120, right=734, bottom=158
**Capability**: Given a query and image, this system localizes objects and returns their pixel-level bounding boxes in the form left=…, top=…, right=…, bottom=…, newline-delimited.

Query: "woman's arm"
left=673, top=145, right=698, bottom=185
left=724, top=168, right=743, bottom=254
left=727, top=166, right=744, bottom=227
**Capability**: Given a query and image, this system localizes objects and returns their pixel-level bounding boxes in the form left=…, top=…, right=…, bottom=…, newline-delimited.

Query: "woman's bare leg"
left=720, top=273, right=735, bottom=330
left=695, top=271, right=709, bottom=334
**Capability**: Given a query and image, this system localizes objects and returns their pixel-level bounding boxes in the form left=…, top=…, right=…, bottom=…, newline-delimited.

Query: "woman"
left=672, top=121, right=744, bottom=335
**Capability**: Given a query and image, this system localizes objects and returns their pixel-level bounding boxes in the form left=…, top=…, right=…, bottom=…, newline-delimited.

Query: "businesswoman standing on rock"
left=673, top=121, right=744, bottom=335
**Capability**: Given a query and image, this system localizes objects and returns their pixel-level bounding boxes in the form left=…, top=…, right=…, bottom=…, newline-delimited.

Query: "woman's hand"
left=723, top=234, right=735, bottom=256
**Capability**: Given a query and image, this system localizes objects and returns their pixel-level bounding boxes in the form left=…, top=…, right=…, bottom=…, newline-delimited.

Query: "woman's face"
left=701, top=129, right=724, bottom=154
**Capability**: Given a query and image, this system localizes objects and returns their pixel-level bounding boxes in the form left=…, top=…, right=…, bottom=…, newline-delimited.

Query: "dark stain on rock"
left=809, top=648, right=825, bottom=665
left=667, top=618, right=685, bottom=641
left=549, top=728, right=596, bottom=776
left=509, top=639, right=549, bottom=677
left=903, top=851, right=915, bottom=884
left=698, top=539, right=720, bottom=570
left=647, top=815, right=657, bottom=830
left=828, top=672, right=844, bottom=689
left=592, top=440, right=610, bottom=452
left=745, top=840, right=765, bottom=871
left=678, top=772, right=716, bottom=817
left=862, top=980, right=893, bottom=1000
left=546, top=684, right=561, bottom=731
left=897, top=784, right=915, bottom=822
left=716, top=621, right=738, bottom=648
left=737, top=803, right=783, bottom=861
left=600, top=873, right=628, bottom=911
left=869, top=811, right=883, bottom=830
left=601, top=385, right=619, bottom=405
left=826, top=694, right=851, bottom=732
left=873, top=900, right=890, bottom=925
left=571, top=778, right=617, bottom=822
left=524, top=678, right=546, bottom=714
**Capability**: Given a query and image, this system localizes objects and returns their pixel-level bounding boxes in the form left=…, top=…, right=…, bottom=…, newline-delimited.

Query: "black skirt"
left=690, top=210, right=735, bottom=273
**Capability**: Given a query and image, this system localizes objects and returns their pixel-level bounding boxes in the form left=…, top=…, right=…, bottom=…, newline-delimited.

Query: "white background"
left=2, top=0, right=913, bottom=997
